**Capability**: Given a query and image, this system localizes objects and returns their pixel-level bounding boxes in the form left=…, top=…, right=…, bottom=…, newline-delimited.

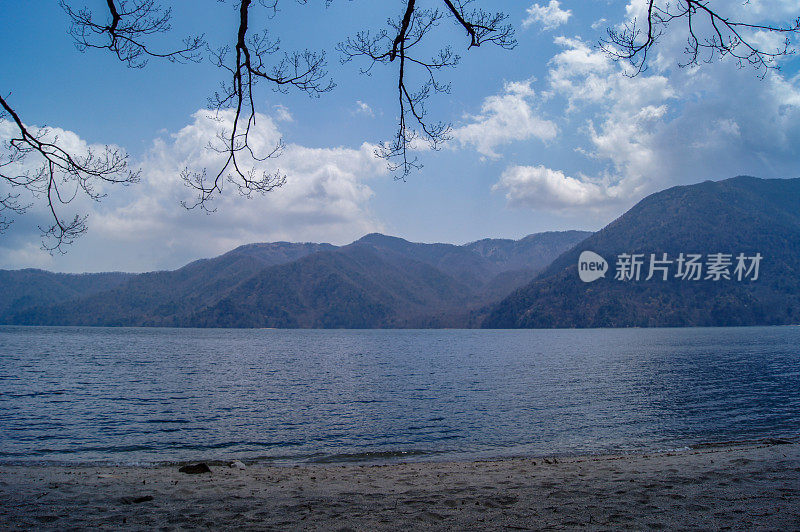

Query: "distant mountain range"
left=3, top=176, right=797, bottom=329
left=0, top=231, right=590, bottom=328
left=482, top=176, right=800, bottom=328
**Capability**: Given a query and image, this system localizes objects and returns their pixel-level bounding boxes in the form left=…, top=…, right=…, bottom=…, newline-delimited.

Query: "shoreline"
left=2, top=440, right=798, bottom=530
left=4, top=324, right=800, bottom=330
left=2, top=435, right=796, bottom=469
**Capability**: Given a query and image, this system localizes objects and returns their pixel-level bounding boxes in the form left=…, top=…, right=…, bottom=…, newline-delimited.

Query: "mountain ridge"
left=481, top=176, right=800, bottom=328
left=1, top=230, right=590, bottom=328
left=7, top=175, right=794, bottom=329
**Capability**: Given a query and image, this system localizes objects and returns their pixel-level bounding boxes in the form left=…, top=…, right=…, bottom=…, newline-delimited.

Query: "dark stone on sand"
left=120, top=495, right=154, bottom=504
left=179, top=463, right=212, bottom=474
left=761, top=438, right=794, bottom=445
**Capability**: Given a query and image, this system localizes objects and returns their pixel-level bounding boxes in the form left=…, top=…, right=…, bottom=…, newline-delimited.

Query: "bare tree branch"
left=602, top=0, right=800, bottom=77
left=0, top=94, right=139, bottom=252
left=339, top=0, right=515, bottom=178
left=182, top=0, right=334, bottom=210
left=7, top=1, right=795, bottom=251
left=60, top=0, right=205, bottom=68
left=0, top=0, right=200, bottom=251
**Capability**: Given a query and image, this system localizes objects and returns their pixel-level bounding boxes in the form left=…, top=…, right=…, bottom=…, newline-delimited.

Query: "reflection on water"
left=0, top=326, right=798, bottom=464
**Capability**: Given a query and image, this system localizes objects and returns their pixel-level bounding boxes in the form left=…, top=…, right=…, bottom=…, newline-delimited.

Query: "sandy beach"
left=1, top=440, right=798, bottom=530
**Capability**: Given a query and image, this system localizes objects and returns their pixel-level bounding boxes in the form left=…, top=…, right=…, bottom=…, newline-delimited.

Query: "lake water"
left=1, top=326, right=798, bottom=465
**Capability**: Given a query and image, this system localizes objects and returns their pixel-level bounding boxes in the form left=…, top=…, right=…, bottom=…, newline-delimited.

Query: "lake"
left=1, top=326, right=798, bottom=465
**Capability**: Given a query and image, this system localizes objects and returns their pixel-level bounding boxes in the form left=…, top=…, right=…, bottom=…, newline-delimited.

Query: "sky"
left=1, top=0, right=799, bottom=272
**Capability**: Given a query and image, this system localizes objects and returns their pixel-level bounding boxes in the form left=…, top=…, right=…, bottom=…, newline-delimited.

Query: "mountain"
left=465, top=231, right=593, bottom=272
left=482, top=176, right=800, bottom=328
left=186, top=244, right=476, bottom=328
left=350, top=231, right=590, bottom=299
left=0, top=269, right=132, bottom=317
left=3, top=242, right=335, bottom=327
left=1, top=231, right=589, bottom=328
left=463, top=231, right=596, bottom=300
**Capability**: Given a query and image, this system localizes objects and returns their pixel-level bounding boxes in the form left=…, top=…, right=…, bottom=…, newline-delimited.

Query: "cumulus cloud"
left=487, top=36, right=676, bottom=212
left=548, top=36, right=674, bottom=110
left=0, top=110, right=388, bottom=271
left=0, top=241, right=56, bottom=270
left=0, top=120, right=131, bottom=200
left=493, top=165, right=617, bottom=210
left=522, top=1, right=572, bottom=31
left=103, top=110, right=386, bottom=256
left=559, top=16, right=800, bottom=196
left=451, top=79, right=557, bottom=158
left=0, top=118, right=137, bottom=266
left=547, top=37, right=674, bottom=197
left=494, top=0, right=800, bottom=215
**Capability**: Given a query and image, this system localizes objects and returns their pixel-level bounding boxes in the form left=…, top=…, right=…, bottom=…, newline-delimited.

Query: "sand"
left=1, top=440, right=798, bottom=530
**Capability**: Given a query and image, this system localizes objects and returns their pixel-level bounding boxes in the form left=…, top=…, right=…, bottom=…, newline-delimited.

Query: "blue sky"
left=2, top=0, right=799, bottom=272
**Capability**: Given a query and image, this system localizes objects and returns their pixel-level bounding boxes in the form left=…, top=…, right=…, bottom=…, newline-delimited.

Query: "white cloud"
left=522, top=1, right=572, bottom=31
left=0, top=110, right=388, bottom=272
left=548, top=36, right=674, bottom=110
left=451, top=79, right=557, bottom=158
left=723, top=0, right=800, bottom=21
left=0, top=119, right=137, bottom=266
left=0, top=241, right=55, bottom=270
left=490, top=36, right=678, bottom=210
left=354, top=100, right=374, bottom=117
left=103, top=109, right=386, bottom=255
left=273, top=104, right=293, bottom=122
left=0, top=120, right=131, bottom=200
left=623, top=0, right=800, bottom=71
left=576, top=3, right=800, bottom=193
left=493, top=8, right=800, bottom=215
left=493, top=165, right=617, bottom=210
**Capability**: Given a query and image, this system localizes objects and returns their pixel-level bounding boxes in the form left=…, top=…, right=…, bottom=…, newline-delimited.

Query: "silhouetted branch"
left=183, top=0, right=334, bottom=210
left=339, top=0, right=515, bottom=178
left=1, top=0, right=200, bottom=250
left=602, top=0, right=800, bottom=77
left=60, top=0, right=204, bottom=68
left=0, top=191, right=27, bottom=234
left=0, top=94, right=139, bottom=252
left=10, top=0, right=790, bottom=252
